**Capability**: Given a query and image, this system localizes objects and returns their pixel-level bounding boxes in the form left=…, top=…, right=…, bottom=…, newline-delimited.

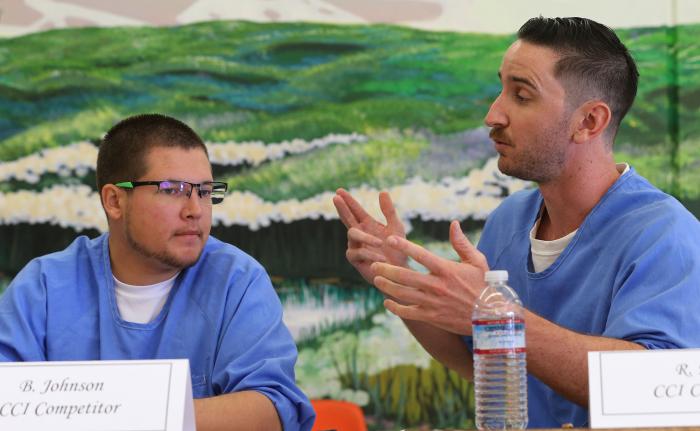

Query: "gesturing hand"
left=332, top=188, right=407, bottom=284
left=371, top=220, right=490, bottom=335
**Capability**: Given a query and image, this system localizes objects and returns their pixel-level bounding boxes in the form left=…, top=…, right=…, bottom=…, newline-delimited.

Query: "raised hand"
left=332, top=188, right=407, bottom=284
left=371, top=220, right=489, bottom=335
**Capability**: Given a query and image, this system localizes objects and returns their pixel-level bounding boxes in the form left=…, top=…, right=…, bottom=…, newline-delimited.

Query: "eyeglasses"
left=115, top=180, right=228, bottom=204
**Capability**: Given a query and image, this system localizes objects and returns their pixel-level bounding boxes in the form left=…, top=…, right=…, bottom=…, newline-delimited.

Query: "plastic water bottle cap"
left=484, top=270, right=508, bottom=282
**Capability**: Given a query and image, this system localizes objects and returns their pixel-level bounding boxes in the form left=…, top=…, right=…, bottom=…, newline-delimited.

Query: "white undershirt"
left=529, top=163, right=630, bottom=273
left=113, top=272, right=179, bottom=324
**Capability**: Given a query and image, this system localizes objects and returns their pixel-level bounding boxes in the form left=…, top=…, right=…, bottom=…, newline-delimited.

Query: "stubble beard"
left=495, top=119, right=570, bottom=184
left=124, top=213, right=201, bottom=271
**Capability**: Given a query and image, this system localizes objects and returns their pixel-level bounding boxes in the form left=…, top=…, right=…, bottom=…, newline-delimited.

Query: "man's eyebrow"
left=497, top=72, right=538, bottom=91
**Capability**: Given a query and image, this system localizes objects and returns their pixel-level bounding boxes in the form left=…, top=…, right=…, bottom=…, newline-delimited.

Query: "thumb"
left=449, top=220, right=489, bottom=271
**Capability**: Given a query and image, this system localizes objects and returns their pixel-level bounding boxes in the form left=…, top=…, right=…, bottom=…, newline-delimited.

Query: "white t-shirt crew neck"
left=113, top=272, right=179, bottom=324
left=529, top=163, right=630, bottom=273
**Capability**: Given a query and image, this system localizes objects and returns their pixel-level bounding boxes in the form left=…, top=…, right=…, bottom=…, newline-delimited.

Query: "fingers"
left=347, top=247, right=387, bottom=264
left=449, top=220, right=489, bottom=272
left=348, top=227, right=383, bottom=248
left=385, top=235, right=445, bottom=274
left=335, top=188, right=372, bottom=225
left=371, top=262, right=441, bottom=292
left=332, top=194, right=359, bottom=229
left=379, top=191, right=404, bottom=233
left=374, top=276, right=426, bottom=305
left=383, top=298, right=422, bottom=321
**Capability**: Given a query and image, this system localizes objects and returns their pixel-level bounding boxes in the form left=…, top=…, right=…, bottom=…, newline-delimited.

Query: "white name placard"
left=0, top=359, right=195, bottom=431
left=589, top=349, right=700, bottom=428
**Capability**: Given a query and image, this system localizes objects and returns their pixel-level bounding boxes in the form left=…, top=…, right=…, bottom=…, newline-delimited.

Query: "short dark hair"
left=96, top=114, right=209, bottom=194
left=518, top=17, right=639, bottom=136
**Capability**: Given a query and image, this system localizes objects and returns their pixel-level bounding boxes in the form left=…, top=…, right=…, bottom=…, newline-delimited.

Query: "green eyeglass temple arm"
left=115, top=182, right=134, bottom=188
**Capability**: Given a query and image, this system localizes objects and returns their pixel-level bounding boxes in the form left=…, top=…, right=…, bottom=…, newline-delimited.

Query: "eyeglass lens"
left=157, top=181, right=226, bottom=203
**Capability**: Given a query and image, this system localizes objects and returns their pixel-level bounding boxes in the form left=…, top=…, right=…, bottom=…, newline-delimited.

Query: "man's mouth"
left=489, top=130, right=511, bottom=147
left=174, top=230, right=201, bottom=237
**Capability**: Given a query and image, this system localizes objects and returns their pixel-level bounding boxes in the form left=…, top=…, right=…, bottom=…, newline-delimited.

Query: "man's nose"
left=183, top=186, right=203, bottom=218
left=484, top=93, right=507, bottom=128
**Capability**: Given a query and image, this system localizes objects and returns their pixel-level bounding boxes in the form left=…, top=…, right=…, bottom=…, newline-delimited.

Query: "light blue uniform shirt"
left=473, top=168, right=700, bottom=427
left=0, top=234, right=315, bottom=431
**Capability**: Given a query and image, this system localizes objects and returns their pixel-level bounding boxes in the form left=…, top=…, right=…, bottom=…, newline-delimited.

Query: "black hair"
left=518, top=17, right=639, bottom=135
left=96, top=113, right=209, bottom=193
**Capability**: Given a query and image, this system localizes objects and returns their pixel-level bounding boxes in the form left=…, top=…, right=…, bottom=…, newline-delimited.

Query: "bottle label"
left=472, top=318, right=526, bottom=354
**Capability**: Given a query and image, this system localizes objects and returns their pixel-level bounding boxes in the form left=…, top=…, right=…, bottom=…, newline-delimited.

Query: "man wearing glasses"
left=0, top=114, right=315, bottom=431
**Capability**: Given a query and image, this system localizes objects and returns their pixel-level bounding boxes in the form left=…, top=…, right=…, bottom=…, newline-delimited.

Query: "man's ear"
left=101, top=184, right=126, bottom=221
left=572, top=100, right=612, bottom=144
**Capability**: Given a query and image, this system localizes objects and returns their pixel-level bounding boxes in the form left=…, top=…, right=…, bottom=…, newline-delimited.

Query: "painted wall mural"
left=1, top=1, right=699, bottom=429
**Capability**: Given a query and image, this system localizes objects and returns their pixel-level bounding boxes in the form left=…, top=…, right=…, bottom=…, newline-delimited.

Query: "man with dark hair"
left=0, top=114, right=315, bottom=431
left=333, top=17, right=700, bottom=427
left=518, top=16, right=639, bottom=137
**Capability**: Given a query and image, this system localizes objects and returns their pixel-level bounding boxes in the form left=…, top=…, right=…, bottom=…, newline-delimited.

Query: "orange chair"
left=311, top=399, right=368, bottom=431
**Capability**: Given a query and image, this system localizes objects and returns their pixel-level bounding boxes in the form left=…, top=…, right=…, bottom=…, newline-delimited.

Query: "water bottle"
left=472, top=270, right=528, bottom=430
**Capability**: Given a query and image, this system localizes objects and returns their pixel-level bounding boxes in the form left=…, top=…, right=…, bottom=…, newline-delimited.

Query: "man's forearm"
left=405, top=310, right=643, bottom=408
left=402, top=318, right=474, bottom=380
left=525, top=310, right=645, bottom=407
left=194, top=390, right=281, bottom=431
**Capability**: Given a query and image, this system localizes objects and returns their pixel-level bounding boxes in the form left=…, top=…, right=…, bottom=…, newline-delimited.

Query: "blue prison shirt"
left=474, top=167, right=700, bottom=427
left=0, top=234, right=315, bottom=431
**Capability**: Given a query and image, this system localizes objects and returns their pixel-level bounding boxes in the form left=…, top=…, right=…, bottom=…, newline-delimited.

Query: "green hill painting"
left=1, top=21, right=699, bottom=429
